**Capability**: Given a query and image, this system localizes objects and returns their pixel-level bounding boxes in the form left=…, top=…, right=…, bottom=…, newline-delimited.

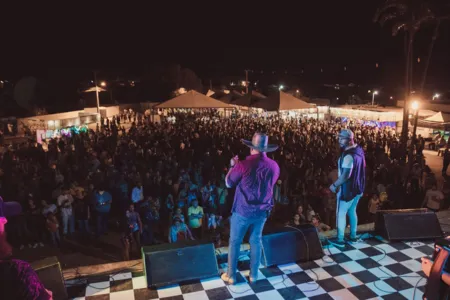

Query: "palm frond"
left=391, top=21, right=407, bottom=36
left=373, top=0, right=407, bottom=23
left=379, top=12, right=398, bottom=26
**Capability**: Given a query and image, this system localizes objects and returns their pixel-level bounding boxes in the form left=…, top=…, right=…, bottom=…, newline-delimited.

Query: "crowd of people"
left=0, top=109, right=445, bottom=260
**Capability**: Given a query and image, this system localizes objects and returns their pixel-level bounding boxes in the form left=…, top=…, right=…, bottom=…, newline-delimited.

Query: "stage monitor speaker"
left=142, top=240, right=219, bottom=288
left=375, top=209, right=443, bottom=241
left=261, top=224, right=324, bottom=267
left=31, top=256, right=68, bottom=300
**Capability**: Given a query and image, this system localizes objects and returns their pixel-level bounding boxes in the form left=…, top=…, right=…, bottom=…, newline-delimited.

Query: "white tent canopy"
left=83, top=86, right=106, bottom=93
left=155, top=90, right=233, bottom=109
left=423, top=111, right=450, bottom=123
left=255, top=91, right=315, bottom=111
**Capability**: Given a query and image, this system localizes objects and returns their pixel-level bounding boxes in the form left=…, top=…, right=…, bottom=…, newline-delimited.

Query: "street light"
left=100, top=81, right=106, bottom=87
left=433, top=93, right=440, bottom=100
left=279, top=85, right=284, bottom=90
left=371, top=90, right=378, bottom=106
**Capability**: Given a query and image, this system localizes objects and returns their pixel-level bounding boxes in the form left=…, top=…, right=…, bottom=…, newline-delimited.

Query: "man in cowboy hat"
left=221, top=132, right=280, bottom=285
left=329, top=129, right=366, bottom=248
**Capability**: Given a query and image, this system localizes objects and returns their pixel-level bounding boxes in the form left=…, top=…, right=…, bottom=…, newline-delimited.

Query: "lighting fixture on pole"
left=371, top=90, right=378, bottom=106
left=433, top=93, right=440, bottom=100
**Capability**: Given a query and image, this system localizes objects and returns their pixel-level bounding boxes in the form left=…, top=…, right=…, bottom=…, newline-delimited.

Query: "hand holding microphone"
left=230, top=155, right=239, bottom=168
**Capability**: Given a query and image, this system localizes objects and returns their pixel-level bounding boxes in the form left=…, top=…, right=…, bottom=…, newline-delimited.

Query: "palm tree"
left=374, top=0, right=435, bottom=155
left=420, top=13, right=450, bottom=94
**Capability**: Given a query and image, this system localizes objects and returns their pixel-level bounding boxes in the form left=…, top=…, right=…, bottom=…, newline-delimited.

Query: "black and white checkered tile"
left=66, top=236, right=434, bottom=299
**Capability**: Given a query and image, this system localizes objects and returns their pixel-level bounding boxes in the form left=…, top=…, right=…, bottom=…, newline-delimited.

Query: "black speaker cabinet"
left=31, top=256, right=68, bottom=300
left=261, top=224, right=324, bottom=267
left=375, top=209, right=443, bottom=241
left=142, top=240, right=219, bottom=288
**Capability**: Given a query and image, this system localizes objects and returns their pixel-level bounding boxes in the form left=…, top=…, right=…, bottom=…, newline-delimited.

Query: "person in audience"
left=311, top=215, right=331, bottom=232
left=125, top=203, right=142, bottom=256
left=73, top=189, right=91, bottom=237
left=368, top=193, right=380, bottom=223
left=422, top=184, right=444, bottom=212
left=296, top=204, right=307, bottom=224
left=94, top=186, right=112, bottom=237
left=287, top=213, right=303, bottom=227
left=45, top=212, right=61, bottom=247
left=168, top=217, right=194, bottom=243
left=188, top=199, right=204, bottom=239
left=57, top=188, right=75, bottom=237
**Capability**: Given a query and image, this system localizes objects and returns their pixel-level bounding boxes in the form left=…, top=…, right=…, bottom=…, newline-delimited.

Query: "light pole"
left=94, top=71, right=100, bottom=114
left=411, top=100, right=419, bottom=139
left=371, top=90, right=378, bottom=106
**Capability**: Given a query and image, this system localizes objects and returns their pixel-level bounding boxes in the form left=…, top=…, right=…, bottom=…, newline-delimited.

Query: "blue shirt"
left=95, top=192, right=112, bottom=213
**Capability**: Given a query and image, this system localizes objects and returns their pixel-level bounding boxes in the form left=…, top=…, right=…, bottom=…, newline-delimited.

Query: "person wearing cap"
left=329, top=129, right=366, bottom=248
left=221, top=132, right=280, bottom=285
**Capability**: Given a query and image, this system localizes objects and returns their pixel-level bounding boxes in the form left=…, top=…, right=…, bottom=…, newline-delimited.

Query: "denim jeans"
left=50, top=231, right=61, bottom=246
left=62, top=214, right=75, bottom=235
left=336, top=193, right=362, bottom=242
left=96, top=212, right=109, bottom=236
left=227, top=213, right=267, bottom=280
left=77, top=220, right=91, bottom=234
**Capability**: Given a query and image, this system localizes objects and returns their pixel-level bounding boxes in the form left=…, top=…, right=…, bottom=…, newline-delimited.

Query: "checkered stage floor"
left=66, top=236, right=434, bottom=300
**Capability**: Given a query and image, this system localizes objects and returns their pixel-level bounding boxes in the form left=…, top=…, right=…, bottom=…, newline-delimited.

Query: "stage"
left=64, top=234, right=432, bottom=300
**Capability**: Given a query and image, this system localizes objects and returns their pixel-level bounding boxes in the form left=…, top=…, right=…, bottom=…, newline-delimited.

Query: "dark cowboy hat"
left=0, top=197, right=22, bottom=218
left=242, top=133, right=278, bottom=153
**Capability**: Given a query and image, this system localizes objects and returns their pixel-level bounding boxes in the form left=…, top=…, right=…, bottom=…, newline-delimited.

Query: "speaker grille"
left=32, top=257, right=68, bottom=300
left=143, top=241, right=219, bottom=287
left=261, top=225, right=323, bottom=267
left=377, top=211, right=443, bottom=241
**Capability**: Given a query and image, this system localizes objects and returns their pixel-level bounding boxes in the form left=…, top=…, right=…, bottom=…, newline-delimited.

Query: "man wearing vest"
left=329, top=129, right=366, bottom=248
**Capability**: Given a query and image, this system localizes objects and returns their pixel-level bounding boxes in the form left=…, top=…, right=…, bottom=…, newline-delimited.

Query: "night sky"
left=1, top=1, right=449, bottom=94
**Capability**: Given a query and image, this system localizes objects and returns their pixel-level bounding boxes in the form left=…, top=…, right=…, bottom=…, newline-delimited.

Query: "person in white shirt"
left=57, top=189, right=74, bottom=236
left=422, top=184, right=444, bottom=212
left=131, top=183, right=144, bottom=204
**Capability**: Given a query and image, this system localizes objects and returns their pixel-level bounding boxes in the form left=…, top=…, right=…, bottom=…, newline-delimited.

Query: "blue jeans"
left=77, top=220, right=91, bottom=234
left=96, top=211, right=109, bottom=236
left=336, top=194, right=362, bottom=242
left=227, top=213, right=267, bottom=280
left=50, top=231, right=61, bottom=246
left=62, top=214, right=75, bottom=235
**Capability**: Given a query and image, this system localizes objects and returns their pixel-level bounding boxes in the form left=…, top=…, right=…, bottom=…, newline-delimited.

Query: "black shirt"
left=74, top=197, right=89, bottom=220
